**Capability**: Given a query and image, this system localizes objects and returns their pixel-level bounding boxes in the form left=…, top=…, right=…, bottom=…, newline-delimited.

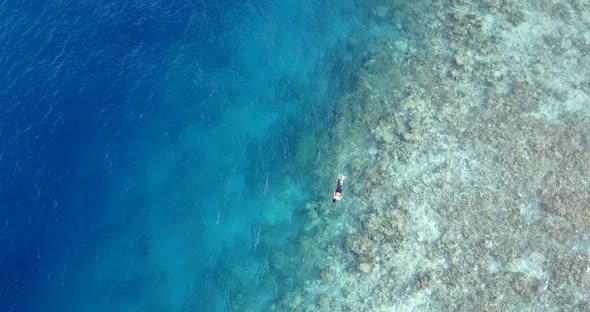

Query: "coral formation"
left=275, top=0, right=590, bottom=310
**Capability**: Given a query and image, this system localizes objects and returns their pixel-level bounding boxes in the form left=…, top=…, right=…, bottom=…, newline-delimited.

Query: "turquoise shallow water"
left=0, top=0, right=364, bottom=311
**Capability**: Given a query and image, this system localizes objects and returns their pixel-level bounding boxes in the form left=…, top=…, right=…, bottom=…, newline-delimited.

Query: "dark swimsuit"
left=335, top=179, right=343, bottom=193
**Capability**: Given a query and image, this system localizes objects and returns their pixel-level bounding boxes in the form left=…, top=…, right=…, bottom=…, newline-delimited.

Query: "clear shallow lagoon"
left=0, top=0, right=363, bottom=310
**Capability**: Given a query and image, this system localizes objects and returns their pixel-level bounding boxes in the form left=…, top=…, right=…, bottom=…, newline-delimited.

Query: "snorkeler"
left=332, top=174, right=346, bottom=203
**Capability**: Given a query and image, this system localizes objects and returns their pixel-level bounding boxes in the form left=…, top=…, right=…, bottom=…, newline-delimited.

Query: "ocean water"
left=0, top=0, right=364, bottom=311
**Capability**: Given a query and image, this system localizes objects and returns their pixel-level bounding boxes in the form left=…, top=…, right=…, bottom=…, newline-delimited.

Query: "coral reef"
left=276, top=0, right=590, bottom=310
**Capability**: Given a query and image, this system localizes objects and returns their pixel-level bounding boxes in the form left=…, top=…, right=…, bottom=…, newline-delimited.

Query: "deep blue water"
left=0, top=0, right=361, bottom=311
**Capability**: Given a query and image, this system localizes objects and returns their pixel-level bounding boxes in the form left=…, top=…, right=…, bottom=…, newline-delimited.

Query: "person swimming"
left=332, top=174, right=346, bottom=203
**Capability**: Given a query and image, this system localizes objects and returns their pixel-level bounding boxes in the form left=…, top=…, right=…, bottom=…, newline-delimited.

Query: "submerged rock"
left=345, top=235, right=376, bottom=259
left=358, top=262, right=372, bottom=273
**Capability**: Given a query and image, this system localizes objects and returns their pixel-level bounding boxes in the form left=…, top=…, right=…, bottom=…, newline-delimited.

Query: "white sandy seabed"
left=275, top=1, right=590, bottom=311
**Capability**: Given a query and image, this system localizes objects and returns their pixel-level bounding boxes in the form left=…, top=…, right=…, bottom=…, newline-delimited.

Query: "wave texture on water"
left=0, top=0, right=373, bottom=311
left=5, top=0, right=589, bottom=311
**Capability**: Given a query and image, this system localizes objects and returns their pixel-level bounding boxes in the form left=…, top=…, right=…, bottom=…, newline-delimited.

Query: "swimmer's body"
left=332, top=175, right=346, bottom=203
